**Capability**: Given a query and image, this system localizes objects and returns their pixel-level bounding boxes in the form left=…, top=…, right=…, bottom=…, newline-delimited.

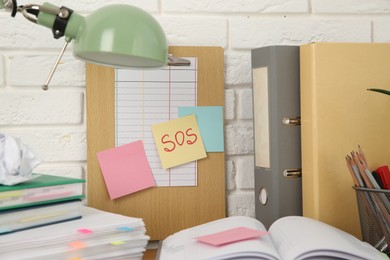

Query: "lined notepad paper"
left=115, top=58, right=198, bottom=187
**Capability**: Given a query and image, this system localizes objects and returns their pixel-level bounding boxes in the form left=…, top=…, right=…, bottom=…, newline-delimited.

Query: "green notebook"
left=0, top=174, right=85, bottom=210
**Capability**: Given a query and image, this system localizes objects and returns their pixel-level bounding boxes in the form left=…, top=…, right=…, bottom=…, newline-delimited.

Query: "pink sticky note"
left=96, top=140, right=155, bottom=199
left=196, top=227, right=268, bottom=246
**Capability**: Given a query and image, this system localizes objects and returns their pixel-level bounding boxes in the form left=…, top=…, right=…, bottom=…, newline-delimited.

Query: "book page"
left=268, top=216, right=386, bottom=260
left=115, top=58, right=198, bottom=187
left=159, top=216, right=280, bottom=260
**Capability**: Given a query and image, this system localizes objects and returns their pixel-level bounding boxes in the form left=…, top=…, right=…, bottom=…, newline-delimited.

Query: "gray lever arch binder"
left=251, top=46, right=302, bottom=228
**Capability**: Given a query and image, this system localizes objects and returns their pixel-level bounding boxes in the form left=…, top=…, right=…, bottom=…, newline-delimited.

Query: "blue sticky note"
left=178, top=106, right=224, bottom=152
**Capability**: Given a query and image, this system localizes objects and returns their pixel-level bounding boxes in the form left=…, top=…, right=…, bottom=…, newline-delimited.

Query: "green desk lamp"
left=0, top=0, right=168, bottom=90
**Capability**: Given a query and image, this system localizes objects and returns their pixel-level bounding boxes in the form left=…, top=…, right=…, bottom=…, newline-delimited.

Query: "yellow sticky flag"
left=110, top=240, right=126, bottom=245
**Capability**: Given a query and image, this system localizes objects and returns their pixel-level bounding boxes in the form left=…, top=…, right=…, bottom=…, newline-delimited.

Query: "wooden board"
left=86, top=46, right=225, bottom=240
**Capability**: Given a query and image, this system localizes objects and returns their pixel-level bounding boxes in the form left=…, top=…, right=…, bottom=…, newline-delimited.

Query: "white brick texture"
left=236, top=156, right=255, bottom=189
left=231, top=18, right=371, bottom=49
left=225, top=124, right=254, bottom=155
left=34, top=165, right=85, bottom=179
left=0, top=17, right=63, bottom=50
left=158, top=17, right=228, bottom=47
left=225, top=51, right=252, bottom=85
left=373, top=18, right=390, bottom=42
left=2, top=130, right=86, bottom=162
left=0, top=92, right=83, bottom=125
left=163, top=0, right=308, bottom=13
left=2, top=0, right=390, bottom=220
left=224, top=89, right=235, bottom=120
left=237, top=89, right=253, bottom=120
left=0, top=55, right=4, bottom=87
left=226, top=160, right=236, bottom=191
left=311, top=0, right=390, bottom=13
left=9, top=55, right=85, bottom=87
left=228, top=193, right=255, bottom=217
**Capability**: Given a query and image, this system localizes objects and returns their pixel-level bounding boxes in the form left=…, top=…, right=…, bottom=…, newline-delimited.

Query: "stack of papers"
left=0, top=206, right=149, bottom=260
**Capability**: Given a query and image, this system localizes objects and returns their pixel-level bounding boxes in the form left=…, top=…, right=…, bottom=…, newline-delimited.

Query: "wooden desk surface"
left=143, top=249, right=157, bottom=260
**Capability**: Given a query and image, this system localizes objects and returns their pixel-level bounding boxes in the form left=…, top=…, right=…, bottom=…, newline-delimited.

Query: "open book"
left=158, top=216, right=387, bottom=260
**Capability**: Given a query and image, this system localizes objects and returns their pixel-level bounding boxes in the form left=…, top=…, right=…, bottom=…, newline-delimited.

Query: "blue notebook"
left=0, top=199, right=82, bottom=235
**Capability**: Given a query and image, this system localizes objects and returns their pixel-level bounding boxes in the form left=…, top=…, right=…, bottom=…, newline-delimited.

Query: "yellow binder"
left=300, top=42, right=390, bottom=238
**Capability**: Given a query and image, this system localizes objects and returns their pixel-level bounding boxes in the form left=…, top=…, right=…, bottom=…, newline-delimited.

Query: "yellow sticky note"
left=152, top=115, right=207, bottom=169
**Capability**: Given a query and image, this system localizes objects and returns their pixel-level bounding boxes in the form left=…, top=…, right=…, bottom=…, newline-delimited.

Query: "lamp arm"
left=1, top=1, right=84, bottom=40
left=42, top=40, right=70, bottom=90
left=19, top=4, right=67, bottom=24
left=36, top=3, right=84, bottom=40
left=0, top=1, right=58, bottom=20
left=1, top=1, right=85, bottom=90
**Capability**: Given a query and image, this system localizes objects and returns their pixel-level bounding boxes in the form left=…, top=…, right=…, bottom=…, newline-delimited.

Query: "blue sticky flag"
left=117, top=226, right=134, bottom=232
left=178, top=106, right=224, bottom=152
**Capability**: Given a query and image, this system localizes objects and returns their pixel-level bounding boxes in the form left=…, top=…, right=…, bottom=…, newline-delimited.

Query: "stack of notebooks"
left=0, top=206, right=150, bottom=259
left=0, top=174, right=150, bottom=259
left=0, top=174, right=85, bottom=234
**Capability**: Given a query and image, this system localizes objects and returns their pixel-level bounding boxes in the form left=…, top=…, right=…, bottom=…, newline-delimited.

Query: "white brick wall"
left=0, top=92, right=83, bottom=124
left=0, top=55, right=4, bottom=87
left=9, top=55, right=85, bottom=87
left=311, top=0, right=390, bottom=13
left=1, top=0, right=390, bottom=219
left=163, top=0, right=308, bottom=13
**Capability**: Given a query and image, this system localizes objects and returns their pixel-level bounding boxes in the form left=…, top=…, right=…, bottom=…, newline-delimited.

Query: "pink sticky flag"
left=68, top=241, right=86, bottom=249
left=196, top=226, right=269, bottom=246
left=96, top=140, right=155, bottom=200
left=78, top=228, right=93, bottom=234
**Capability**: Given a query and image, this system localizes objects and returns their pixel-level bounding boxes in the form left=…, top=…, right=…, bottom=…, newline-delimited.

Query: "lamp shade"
left=73, top=5, right=167, bottom=68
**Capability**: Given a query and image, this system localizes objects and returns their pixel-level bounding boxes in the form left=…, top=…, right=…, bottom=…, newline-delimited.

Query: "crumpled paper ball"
left=0, top=134, right=41, bottom=185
